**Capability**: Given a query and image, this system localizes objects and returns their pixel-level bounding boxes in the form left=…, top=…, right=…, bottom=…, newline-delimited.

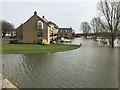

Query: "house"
left=16, top=11, right=73, bottom=44
left=48, top=21, right=59, bottom=42
left=58, top=28, right=75, bottom=39
left=16, top=11, right=50, bottom=44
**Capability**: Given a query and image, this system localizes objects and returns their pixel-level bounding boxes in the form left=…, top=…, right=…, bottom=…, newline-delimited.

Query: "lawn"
left=2, top=44, right=80, bottom=54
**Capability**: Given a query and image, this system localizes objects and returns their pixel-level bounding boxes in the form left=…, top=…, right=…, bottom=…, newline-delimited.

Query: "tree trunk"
left=111, top=38, right=114, bottom=48
left=2, top=33, right=6, bottom=37
left=111, top=33, right=114, bottom=48
left=95, top=33, right=97, bottom=41
left=10, top=32, right=13, bottom=37
left=93, top=35, right=97, bottom=41
left=86, top=35, right=87, bottom=39
left=109, top=34, right=114, bottom=48
left=84, top=33, right=87, bottom=39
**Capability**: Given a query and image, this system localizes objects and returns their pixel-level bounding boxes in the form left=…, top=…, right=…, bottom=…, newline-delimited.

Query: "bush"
left=9, top=40, right=18, bottom=44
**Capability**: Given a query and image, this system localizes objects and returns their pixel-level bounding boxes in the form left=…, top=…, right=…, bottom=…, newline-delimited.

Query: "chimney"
left=34, top=11, right=37, bottom=15
left=42, top=16, right=45, bottom=18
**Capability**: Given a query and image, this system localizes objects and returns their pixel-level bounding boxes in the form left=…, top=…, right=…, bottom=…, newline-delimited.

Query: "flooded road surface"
left=2, top=38, right=118, bottom=88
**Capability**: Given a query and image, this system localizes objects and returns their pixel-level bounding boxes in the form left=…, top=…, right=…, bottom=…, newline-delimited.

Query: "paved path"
left=0, top=74, right=19, bottom=89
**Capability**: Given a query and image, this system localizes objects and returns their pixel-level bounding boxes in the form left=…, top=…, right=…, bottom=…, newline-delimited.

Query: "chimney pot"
left=42, top=16, right=45, bottom=18
left=34, top=11, right=37, bottom=15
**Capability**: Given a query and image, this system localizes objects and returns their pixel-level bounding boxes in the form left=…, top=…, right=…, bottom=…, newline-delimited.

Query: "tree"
left=91, top=17, right=102, bottom=40
left=81, top=22, right=91, bottom=38
left=98, top=0, right=120, bottom=47
left=0, top=20, right=15, bottom=37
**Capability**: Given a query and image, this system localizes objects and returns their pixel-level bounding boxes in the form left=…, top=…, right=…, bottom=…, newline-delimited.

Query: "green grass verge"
left=2, top=38, right=14, bottom=43
left=2, top=44, right=80, bottom=54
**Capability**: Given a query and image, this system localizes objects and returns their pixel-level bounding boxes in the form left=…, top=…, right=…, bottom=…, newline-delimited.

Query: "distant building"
left=58, top=28, right=75, bottom=39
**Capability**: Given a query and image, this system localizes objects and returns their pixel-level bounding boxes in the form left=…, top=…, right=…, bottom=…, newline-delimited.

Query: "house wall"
left=49, top=24, right=58, bottom=41
left=16, top=24, right=23, bottom=39
left=43, top=22, right=50, bottom=44
left=22, top=15, right=40, bottom=43
left=16, top=12, right=52, bottom=44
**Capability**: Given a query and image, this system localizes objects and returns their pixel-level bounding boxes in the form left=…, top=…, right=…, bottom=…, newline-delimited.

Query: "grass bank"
left=2, top=44, right=80, bottom=54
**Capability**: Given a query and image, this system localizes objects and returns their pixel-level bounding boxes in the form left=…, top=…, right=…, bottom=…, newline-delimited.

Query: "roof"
left=48, top=21, right=59, bottom=29
left=42, top=16, right=49, bottom=23
left=59, top=28, right=73, bottom=30
left=16, top=11, right=50, bottom=30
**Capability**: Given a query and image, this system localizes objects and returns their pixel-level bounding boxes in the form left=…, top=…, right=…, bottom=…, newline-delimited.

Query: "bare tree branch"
left=98, top=0, right=120, bottom=47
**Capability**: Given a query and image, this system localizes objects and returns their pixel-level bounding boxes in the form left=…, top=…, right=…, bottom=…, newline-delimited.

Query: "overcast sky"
left=1, top=0, right=99, bottom=33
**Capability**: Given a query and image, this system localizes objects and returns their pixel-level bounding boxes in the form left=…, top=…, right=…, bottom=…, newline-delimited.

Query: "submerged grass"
left=2, top=44, right=80, bottom=54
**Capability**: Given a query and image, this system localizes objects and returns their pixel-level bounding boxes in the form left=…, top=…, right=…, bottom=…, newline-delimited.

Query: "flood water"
left=2, top=38, right=119, bottom=88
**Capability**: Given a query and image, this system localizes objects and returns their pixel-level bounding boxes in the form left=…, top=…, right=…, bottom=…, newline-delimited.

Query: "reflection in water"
left=2, top=38, right=118, bottom=88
